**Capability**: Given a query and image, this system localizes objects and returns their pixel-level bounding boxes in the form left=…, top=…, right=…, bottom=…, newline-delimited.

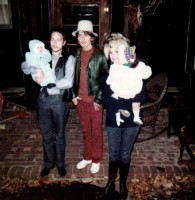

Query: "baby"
left=25, top=39, right=56, bottom=96
left=106, top=44, right=152, bottom=125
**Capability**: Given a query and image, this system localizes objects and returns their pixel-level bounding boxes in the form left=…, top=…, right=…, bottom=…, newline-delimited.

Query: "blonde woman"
left=101, top=33, right=149, bottom=200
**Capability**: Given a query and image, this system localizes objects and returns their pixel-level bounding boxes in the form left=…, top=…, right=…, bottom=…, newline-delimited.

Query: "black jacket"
left=72, top=47, right=108, bottom=104
left=53, top=51, right=73, bottom=102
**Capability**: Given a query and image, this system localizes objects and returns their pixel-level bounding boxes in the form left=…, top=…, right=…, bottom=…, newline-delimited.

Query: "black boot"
left=103, top=160, right=119, bottom=197
left=119, top=161, right=130, bottom=200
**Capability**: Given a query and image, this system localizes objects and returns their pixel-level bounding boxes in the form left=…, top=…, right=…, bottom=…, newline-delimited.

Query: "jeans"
left=37, top=94, right=69, bottom=168
left=77, top=100, right=103, bottom=163
left=107, top=126, right=140, bottom=163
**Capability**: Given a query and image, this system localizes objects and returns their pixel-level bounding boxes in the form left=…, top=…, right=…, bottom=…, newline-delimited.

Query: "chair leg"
left=178, top=144, right=184, bottom=163
left=152, top=124, right=155, bottom=135
left=167, top=122, right=172, bottom=138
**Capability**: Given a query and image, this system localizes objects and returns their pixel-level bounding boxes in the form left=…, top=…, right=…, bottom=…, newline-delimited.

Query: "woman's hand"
left=116, top=112, right=124, bottom=126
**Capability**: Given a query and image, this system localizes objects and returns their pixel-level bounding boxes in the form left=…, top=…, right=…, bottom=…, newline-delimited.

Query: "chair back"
left=141, top=73, right=168, bottom=126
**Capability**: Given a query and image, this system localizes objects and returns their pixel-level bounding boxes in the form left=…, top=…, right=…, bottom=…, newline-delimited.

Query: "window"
left=0, top=0, right=12, bottom=29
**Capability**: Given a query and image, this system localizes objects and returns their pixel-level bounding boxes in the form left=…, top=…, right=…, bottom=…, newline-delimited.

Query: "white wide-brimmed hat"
left=72, top=20, right=98, bottom=37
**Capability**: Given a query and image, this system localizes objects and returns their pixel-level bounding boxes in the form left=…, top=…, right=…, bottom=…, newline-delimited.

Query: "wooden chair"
left=137, top=73, right=168, bottom=142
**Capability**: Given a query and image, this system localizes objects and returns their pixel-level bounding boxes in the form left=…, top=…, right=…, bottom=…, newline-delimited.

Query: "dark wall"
left=130, top=0, right=194, bottom=88
left=0, top=0, right=49, bottom=108
left=0, top=0, right=49, bottom=89
left=149, top=0, right=194, bottom=88
left=111, top=0, right=124, bottom=33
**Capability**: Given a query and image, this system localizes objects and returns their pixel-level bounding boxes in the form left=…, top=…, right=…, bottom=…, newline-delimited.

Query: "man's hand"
left=72, top=97, right=81, bottom=106
left=35, top=68, right=44, bottom=84
left=94, top=102, right=101, bottom=111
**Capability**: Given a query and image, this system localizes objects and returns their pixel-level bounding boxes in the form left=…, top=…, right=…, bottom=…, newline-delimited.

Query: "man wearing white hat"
left=71, top=20, right=108, bottom=174
left=72, top=20, right=98, bottom=37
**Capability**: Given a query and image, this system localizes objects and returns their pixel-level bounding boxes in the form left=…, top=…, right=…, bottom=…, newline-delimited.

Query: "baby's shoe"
left=119, top=109, right=130, bottom=117
left=134, top=117, right=143, bottom=125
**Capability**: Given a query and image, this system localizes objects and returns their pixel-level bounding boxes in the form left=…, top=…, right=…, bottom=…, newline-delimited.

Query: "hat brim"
left=72, top=30, right=98, bottom=37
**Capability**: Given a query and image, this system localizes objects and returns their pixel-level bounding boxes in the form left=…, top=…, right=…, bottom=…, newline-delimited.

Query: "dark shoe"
left=102, top=180, right=116, bottom=199
left=40, top=167, right=51, bottom=177
left=119, top=161, right=130, bottom=200
left=102, top=161, right=119, bottom=198
left=105, top=180, right=116, bottom=194
left=57, top=166, right=66, bottom=177
left=120, top=182, right=128, bottom=200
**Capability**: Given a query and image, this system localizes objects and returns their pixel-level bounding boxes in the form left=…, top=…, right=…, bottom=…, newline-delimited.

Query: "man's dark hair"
left=49, top=27, right=66, bottom=41
left=75, top=31, right=96, bottom=44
